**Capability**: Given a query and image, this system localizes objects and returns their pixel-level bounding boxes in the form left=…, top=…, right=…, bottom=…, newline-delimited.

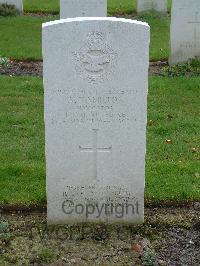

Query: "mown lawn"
left=23, top=0, right=134, bottom=14
left=0, top=16, right=56, bottom=61
left=23, top=0, right=172, bottom=14
left=0, top=76, right=199, bottom=205
left=0, top=15, right=170, bottom=61
left=140, top=14, right=170, bottom=61
left=0, top=77, right=45, bottom=204
left=24, top=0, right=59, bottom=14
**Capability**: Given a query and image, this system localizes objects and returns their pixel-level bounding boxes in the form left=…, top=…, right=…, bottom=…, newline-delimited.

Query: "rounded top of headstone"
left=42, top=17, right=149, bottom=29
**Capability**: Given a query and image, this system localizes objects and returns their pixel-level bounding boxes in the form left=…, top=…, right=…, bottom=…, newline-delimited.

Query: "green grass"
left=161, top=59, right=200, bottom=77
left=24, top=0, right=59, bottom=14
left=146, top=77, right=200, bottom=201
left=23, top=0, right=135, bottom=14
left=138, top=13, right=170, bottom=61
left=0, top=0, right=171, bottom=61
left=0, top=76, right=199, bottom=205
left=0, top=15, right=170, bottom=61
left=0, top=16, right=56, bottom=60
left=0, top=76, right=45, bottom=204
left=23, top=0, right=172, bottom=14
left=108, top=0, right=136, bottom=14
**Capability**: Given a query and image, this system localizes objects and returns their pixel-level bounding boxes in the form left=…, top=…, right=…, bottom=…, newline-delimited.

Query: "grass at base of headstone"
left=138, top=12, right=170, bottom=61
left=0, top=76, right=199, bottom=205
left=23, top=0, right=59, bottom=14
left=108, top=0, right=136, bottom=14
left=113, top=0, right=172, bottom=14
left=23, top=0, right=135, bottom=14
left=0, top=15, right=169, bottom=61
left=161, top=59, right=200, bottom=77
left=23, top=0, right=172, bottom=14
left=0, top=76, right=45, bottom=204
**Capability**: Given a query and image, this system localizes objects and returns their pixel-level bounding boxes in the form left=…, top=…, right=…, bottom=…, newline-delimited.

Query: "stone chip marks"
left=43, top=17, right=150, bottom=224
left=0, top=0, right=23, bottom=14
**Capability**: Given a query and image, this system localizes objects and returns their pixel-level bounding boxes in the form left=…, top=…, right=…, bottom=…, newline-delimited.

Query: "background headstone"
left=43, top=17, right=149, bottom=224
left=0, top=0, right=23, bottom=14
left=169, top=0, right=200, bottom=64
left=137, top=0, right=167, bottom=14
left=60, top=0, right=107, bottom=19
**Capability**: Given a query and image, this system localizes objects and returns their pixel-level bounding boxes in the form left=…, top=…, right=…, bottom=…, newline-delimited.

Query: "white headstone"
left=169, top=0, right=200, bottom=65
left=137, top=0, right=167, bottom=14
left=0, top=0, right=23, bottom=14
left=60, top=0, right=107, bottom=19
left=43, top=17, right=149, bottom=224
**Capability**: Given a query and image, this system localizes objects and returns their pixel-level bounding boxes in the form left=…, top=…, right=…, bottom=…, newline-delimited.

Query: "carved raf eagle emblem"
left=74, top=32, right=117, bottom=83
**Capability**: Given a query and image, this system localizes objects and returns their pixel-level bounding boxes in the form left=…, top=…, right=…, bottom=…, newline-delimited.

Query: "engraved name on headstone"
left=43, top=17, right=149, bottom=224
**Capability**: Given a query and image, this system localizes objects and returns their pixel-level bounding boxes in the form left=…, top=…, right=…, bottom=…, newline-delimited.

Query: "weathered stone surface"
left=0, top=0, right=23, bottom=13
left=60, top=0, right=107, bottom=19
left=169, top=0, right=200, bottom=64
left=137, top=0, right=167, bottom=13
left=43, top=17, right=149, bottom=224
